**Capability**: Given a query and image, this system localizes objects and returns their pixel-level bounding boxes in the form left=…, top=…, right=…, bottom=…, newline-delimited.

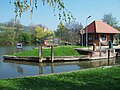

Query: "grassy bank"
left=0, top=66, right=120, bottom=90
left=12, top=46, right=81, bottom=57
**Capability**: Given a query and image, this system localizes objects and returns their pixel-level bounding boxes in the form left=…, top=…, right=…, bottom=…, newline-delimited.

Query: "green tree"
left=0, top=28, right=15, bottom=45
left=35, top=26, right=44, bottom=40
left=55, top=22, right=65, bottom=38
left=19, top=32, right=31, bottom=43
left=34, top=26, right=53, bottom=40
left=44, top=28, right=54, bottom=39
left=102, top=13, right=118, bottom=27
left=23, top=23, right=36, bottom=42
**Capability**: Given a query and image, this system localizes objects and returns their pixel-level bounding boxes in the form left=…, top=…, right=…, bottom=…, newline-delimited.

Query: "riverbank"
left=3, top=45, right=120, bottom=63
left=3, top=45, right=119, bottom=62
left=0, top=66, right=120, bottom=90
left=3, top=46, right=83, bottom=62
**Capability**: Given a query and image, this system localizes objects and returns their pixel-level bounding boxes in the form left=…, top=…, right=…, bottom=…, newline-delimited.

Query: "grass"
left=12, top=46, right=82, bottom=57
left=0, top=66, right=120, bottom=90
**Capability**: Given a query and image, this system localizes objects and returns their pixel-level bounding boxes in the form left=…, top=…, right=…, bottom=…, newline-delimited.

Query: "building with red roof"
left=82, top=20, right=120, bottom=46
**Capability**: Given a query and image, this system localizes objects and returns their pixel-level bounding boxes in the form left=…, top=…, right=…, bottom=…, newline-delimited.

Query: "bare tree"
left=55, top=21, right=83, bottom=45
left=102, top=13, right=118, bottom=27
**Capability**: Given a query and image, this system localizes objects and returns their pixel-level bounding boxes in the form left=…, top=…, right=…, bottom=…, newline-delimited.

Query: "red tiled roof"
left=84, top=20, right=120, bottom=34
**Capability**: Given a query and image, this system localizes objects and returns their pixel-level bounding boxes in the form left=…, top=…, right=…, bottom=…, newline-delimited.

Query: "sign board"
left=53, top=38, right=59, bottom=44
left=44, top=40, right=47, bottom=46
left=80, top=30, right=85, bottom=34
left=17, top=43, right=22, bottom=49
left=40, top=39, right=44, bottom=45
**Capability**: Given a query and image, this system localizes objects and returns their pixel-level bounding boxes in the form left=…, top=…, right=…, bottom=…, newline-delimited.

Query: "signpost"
left=17, top=43, right=22, bottom=49
left=53, top=38, right=59, bottom=45
left=40, top=39, right=44, bottom=46
left=16, top=43, right=22, bottom=52
left=38, top=38, right=59, bottom=63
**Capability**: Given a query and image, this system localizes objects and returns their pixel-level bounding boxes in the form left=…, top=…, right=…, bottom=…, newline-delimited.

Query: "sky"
left=0, top=0, right=120, bottom=30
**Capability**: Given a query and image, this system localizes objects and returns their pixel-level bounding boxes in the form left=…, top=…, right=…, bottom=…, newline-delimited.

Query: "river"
left=0, top=45, right=119, bottom=79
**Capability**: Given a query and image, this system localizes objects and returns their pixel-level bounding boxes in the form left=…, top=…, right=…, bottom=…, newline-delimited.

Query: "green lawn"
left=12, top=46, right=82, bottom=57
left=0, top=66, right=120, bottom=90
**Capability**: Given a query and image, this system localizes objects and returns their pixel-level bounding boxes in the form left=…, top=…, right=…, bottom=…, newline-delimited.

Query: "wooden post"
left=108, top=49, right=110, bottom=66
left=39, top=46, right=42, bottom=63
left=51, top=45, right=54, bottom=63
left=99, top=41, right=102, bottom=57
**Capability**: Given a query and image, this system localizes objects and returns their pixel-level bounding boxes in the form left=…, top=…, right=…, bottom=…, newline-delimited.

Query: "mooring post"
left=99, top=41, right=102, bottom=57
left=51, top=45, right=54, bottom=63
left=39, top=45, right=42, bottom=63
left=108, top=49, right=110, bottom=66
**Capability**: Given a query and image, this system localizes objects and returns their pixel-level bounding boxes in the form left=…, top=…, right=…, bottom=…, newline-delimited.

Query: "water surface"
left=0, top=45, right=119, bottom=79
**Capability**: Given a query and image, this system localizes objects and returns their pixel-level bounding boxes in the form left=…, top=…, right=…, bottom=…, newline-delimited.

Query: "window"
left=101, top=34, right=106, bottom=40
left=95, top=34, right=99, bottom=40
left=88, top=34, right=93, bottom=40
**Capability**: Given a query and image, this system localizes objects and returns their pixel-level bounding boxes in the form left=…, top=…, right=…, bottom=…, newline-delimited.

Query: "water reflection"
left=0, top=45, right=35, bottom=60
left=115, top=57, right=120, bottom=64
left=16, top=65, right=24, bottom=74
left=2, top=59, right=116, bottom=78
left=0, top=45, right=36, bottom=78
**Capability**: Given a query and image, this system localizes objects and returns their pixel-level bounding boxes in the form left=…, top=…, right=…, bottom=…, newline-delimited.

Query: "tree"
left=0, top=28, right=15, bottom=45
left=55, top=21, right=83, bottom=44
left=35, top=26, right=44, bottom=40
left=55, top=21, right=65, bottom=38
left=9, top=0, right=75, bottom=23
left=6, top=18, right=23, bottom=42
left=44, top=28, right=54, bottom=39
left=0, top=19, right=23, bottom=45
left=64, top=21, right=83, bottom=44
left=102, top=13, right=120, bottom=44
left=19, top=32, right=32, bottom=43
left=6, top=18, right=23, bottom=29
left=35, top=25, right=53, bottom=40
left=102, top=13, right=118, bottom=27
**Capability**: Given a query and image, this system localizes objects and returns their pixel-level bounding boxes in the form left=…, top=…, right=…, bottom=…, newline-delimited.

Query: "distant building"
left=82, top=20, right=120, bottom=46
